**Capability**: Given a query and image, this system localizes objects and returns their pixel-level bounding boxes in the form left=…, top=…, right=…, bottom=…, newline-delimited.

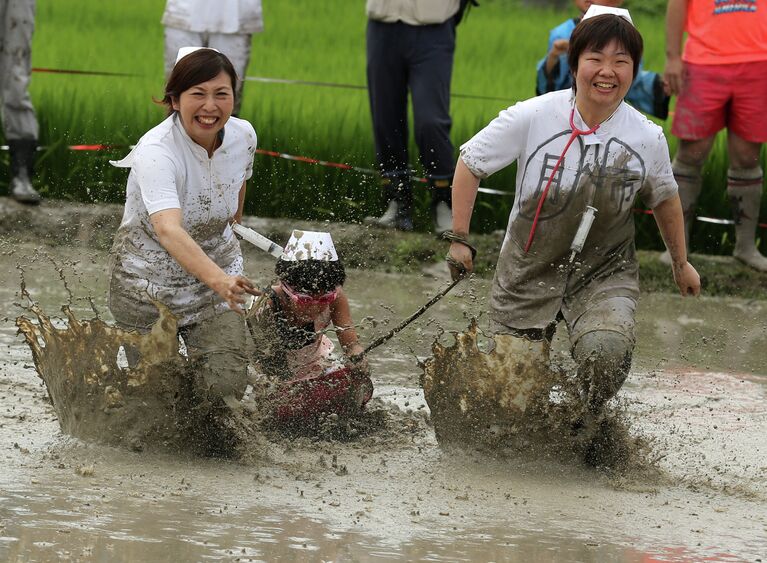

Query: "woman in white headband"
left=447, top=8, right=700, bottom=423
left=108, top=47, right=259, bottom=456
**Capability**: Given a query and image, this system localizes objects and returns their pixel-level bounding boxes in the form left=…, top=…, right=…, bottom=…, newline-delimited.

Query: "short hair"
left=275, top=259, right=346, bottom=294
left=159, top=49, right=238, bottom=115
left=567, top=14, right=643, bottom=92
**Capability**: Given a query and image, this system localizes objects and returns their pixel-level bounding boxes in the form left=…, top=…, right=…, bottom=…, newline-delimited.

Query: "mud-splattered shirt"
left=460, top=90, right=677, bottom=333
left=108, top=114, right=257, bottom=329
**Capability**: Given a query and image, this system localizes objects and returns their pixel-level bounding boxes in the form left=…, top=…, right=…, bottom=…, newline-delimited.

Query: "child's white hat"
left=175, top=46, right=221, bottom=65
left=582, top=5, right=633, bottom=26
left=280, top=230, right=339, bottom=262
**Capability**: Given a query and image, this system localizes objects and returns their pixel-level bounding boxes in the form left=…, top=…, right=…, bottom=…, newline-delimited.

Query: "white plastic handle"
left=232, top=223, right=284, bottom=258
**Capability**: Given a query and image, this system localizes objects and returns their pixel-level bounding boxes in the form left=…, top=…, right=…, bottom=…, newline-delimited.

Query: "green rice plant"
left=4, top=0, right=761, bottom=255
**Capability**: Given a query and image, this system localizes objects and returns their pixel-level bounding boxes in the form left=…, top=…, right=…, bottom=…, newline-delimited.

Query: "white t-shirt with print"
left=108, top=114, right=257, bottom=329
left=460, top=89, right=678, bottom=331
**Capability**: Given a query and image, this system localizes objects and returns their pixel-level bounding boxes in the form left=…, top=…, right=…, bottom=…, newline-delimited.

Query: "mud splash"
left=422, top=320, right=656, bottom=472
left=14, top=280, right=265, bottom=458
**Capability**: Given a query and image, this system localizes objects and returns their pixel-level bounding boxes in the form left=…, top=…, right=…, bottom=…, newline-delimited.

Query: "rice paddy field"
left=6, top=0, right=763, bottom=252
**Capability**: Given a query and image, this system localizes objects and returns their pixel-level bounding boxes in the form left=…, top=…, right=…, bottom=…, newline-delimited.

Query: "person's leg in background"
left=724, top=60, right=767, bottom=272
left=208, top=33, right=252, bottom=115
left=163, top=26, right=205, bottom=77
left=661, top=61, right=723, bottom=265
left=726, top=132, right=767, bottom=271
left=364, top=20, right=413, bottom=231
left=409, top=20, right=456, bottom=235
left=2, top=0, right=41, bottom=204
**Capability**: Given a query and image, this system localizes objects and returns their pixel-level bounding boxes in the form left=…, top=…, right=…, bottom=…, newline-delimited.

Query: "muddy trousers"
left=572, top=331, right=633, bottom=414
left=179, top=310, right=251, bottom=402
left=120, top=310, right=250, bottom=402
left=1, top=0, right=39, bottom=141
left=366, top=19, right=456, bottom=206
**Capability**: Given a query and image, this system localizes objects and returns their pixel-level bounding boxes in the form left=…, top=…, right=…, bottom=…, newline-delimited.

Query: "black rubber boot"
left=8, top=139, right=41, bottom=204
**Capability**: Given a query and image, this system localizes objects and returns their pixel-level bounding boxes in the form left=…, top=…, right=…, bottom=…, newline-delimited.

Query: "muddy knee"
left=573, top=331, right=633, bottom=413
left=197, top=350, right=249, bottom=401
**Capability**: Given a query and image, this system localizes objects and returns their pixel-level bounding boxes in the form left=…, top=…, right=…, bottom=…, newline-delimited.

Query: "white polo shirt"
left=460, top=89, right=677, bottom=332
left=108, top=114, right=257, bottom=328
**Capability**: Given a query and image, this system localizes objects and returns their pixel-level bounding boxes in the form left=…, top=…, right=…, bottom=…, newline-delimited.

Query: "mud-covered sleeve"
left=131, top=143, right=182, bottom=215
left=244, top=121, right=257, bottom=182
left=639, top=127, right=678, bottom=209
left=459, top=102, right=528, bottom=179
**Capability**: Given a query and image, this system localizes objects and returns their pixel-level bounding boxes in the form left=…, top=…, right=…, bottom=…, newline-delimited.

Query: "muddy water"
left=2, top=241, right=766, bottom=561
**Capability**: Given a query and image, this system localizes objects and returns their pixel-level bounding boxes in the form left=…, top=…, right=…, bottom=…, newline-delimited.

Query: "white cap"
left=175, top=46, right=221, bottom=65
left=582, top=5, right=633, bottom=26
left=280, top=230, right=339, bottom=262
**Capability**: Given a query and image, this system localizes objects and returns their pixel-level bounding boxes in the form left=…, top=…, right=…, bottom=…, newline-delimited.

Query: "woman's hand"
left=672, top=261, right=701, bottom=297
left=211, top=274, right=261, bottom=314
left=345, top=342, right=370, bottom=378
left=447, top=241, right=473, bottom=281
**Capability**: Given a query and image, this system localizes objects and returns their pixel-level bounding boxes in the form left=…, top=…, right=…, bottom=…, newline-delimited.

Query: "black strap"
left=454, top=0, right=479, bottom=25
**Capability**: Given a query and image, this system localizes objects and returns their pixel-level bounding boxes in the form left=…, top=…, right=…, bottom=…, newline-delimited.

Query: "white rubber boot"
left=9, top=139, right=42, bottom=205
left=728, top=168, right=767, bottom=272
left=433, top=201, right=453, bottom=235
left=10, top=167, right=41, bottom=204
left=364, top=200, right=399, bottom=228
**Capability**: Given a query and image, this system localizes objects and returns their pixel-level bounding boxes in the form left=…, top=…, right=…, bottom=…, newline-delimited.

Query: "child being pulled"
left=247, top=230, right=373, bottom=424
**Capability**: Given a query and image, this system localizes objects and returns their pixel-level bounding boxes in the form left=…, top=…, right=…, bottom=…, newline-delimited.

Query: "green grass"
left=2, top=0, right=763, bottom=255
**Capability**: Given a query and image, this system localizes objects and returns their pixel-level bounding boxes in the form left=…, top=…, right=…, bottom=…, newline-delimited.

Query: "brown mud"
left=2, top=226, right=767, bottom=560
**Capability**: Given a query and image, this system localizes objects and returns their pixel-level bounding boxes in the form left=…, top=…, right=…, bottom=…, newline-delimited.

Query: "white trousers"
left=1, top=0, right=39, bottom=140
left=163, top=27, right=252, bottom=114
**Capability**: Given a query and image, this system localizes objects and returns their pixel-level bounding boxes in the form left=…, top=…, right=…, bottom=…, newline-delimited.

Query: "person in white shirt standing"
left=162, top=0, right=264, bottom=114
left=109, top=47, right=260, bottom=456
left=446, top=7, right=700, bottom=422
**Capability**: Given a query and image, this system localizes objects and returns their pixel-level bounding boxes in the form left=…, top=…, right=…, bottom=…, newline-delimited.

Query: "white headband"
left=280, top=230, right=339, bottom=262
left=175, top=46, right=221, bottom=65
left=582, top=5, right=634, bottom=26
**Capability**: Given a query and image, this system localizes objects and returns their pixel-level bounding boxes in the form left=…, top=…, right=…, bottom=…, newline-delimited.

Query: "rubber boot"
left=364, top=175, right=413, bottom=231
left=429, top=178, right=453, bottom=235
left=728, top=168, right=767, bottom=272
left=8, top=139, right=41, bottom=204
left=660, top=158, right=701, bottom=265
left=573, top=331, right=633, bottom=415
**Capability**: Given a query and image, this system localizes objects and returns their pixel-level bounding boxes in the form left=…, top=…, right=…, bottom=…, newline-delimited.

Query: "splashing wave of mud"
left=421, top=319, right=658, bottom=475
left=14, top=287, right=266, bottom=457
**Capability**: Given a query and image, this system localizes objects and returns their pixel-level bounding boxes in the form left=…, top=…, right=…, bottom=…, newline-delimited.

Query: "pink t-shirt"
left=683, top=0, right=767, bottom=64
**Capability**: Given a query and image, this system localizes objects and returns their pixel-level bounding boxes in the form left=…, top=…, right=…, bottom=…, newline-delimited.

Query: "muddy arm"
left=653, top=195, right=701, bottom=296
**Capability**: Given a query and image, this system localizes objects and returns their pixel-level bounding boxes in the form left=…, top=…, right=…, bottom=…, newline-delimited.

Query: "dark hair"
left=159, top=49, right=238, bottom=115
left=275, top=259, right=346, bottom=294
left=567, top=14, right=643, bottom=92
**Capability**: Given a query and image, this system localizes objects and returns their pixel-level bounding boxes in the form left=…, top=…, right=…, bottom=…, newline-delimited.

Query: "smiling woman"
left=446, top=5, right=701, bottom=430
left=106, top=47, right=260, bottom=457
left=568, top=8, right=642, bottom=125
